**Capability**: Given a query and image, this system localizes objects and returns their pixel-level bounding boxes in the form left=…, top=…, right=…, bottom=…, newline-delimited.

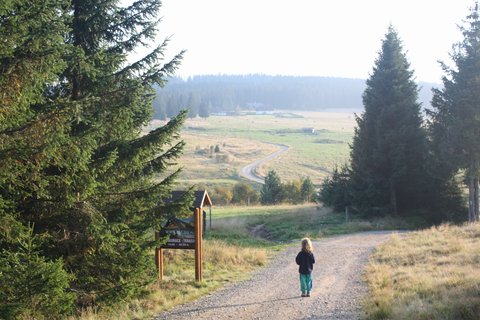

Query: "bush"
left=232, top=182, right=259, bottom=205
left=0, top=226, right=75, bottom=319
left=318, top=165, right=352, bottom=211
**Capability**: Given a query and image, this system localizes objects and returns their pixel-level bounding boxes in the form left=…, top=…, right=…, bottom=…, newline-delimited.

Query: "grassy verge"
left=363, top=223, right=480, bottom=320
left=211, top=204, right=421, bottom=242
left=72, top=239, right=268, bottom=320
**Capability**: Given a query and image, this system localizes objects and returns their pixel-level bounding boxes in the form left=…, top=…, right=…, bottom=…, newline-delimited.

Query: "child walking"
left=295, top=237, right=315, bottom=297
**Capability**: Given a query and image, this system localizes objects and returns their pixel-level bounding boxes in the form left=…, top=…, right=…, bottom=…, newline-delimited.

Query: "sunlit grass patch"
left=72, top=239, right=267, bottom=320
left=364, top=223, right=480, bottom=320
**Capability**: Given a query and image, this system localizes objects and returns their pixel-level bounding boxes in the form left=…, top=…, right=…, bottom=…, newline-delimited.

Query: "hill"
left=153, top=74, right=438, bottom=119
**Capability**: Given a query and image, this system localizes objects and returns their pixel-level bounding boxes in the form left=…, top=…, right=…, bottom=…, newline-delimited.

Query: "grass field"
left=363, top=223, right=480, bottom=320
left=151, top=111, right=357, bottom=188
left=209, top=204, right=422, bottom=243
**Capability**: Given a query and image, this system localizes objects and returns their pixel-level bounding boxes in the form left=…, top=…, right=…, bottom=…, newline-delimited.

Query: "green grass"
left=168, top=111, right=356, bottom=187
left=210, top=204, right=421, bottom=243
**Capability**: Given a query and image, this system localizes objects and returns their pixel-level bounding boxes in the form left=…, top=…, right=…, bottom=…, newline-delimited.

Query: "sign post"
left=155, top=232, right=164, bottom=280
left=156, top=209, right=203, bottom=282
left=194, top=208, right=202, bottom=281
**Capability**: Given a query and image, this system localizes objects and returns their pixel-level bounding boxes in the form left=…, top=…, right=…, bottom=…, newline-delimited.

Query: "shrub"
left=0, top=226, right=75, bottom=319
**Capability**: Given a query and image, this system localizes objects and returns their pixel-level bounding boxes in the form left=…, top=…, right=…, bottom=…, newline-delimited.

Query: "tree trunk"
left=468, top=177, right=475, bottom=223
left=390, top=181, right=398, bottom=215
left=474, top=176, right=479, bottom=222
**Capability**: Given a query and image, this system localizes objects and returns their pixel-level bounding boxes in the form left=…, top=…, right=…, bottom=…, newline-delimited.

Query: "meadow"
left=150, top=111, right=357, bottom=189
left=364, top=223, right=480, bottom=320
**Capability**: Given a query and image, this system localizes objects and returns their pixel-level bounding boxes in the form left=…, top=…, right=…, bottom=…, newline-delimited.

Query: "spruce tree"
left=1, top=0, right=189, bottom=307
left=0, top=0, right=69, bottom=222
left=0, top=225, right=75, bottom=319
left=58, top=0, right=188, bottom=305
left=261, top=170, right=283, bottom=205
left=199, top=100, right=211, bottom=118
left=350, top=26, right=427, bottom=215
left=319, top=165, right=352, bottom=212
left=429, top=2, right=480, bottom=222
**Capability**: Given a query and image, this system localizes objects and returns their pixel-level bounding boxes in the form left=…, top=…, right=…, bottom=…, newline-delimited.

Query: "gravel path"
left=155, top=231, right=395, bottom=320
left=239, top=143, right=289, bottom=184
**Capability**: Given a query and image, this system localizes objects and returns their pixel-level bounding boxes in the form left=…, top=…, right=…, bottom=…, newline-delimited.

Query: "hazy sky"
left=148, top=0, right=475, bottom=83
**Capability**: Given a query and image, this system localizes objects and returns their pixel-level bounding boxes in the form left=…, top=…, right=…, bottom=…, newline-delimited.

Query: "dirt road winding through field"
left=239, top=143, right=290, bottom=184
left=155, top=231, right=395, bottom=320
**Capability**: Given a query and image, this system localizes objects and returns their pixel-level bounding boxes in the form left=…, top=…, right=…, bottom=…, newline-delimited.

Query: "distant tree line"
left=320, top=10, right=480, bottom=224
left=152, top=75, right=436, bottom=119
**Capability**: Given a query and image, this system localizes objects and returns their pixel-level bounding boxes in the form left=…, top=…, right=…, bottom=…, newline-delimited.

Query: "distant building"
left=302, top=127, right=315, bottom=134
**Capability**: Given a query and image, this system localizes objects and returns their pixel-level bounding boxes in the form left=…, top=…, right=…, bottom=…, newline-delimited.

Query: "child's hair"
left=301, top=237, right=313, bottom=253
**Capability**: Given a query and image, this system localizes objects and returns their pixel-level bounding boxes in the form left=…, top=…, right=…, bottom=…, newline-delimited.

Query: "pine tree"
left=319, top=165, right=352, bottom=212
left=350, top=26, right=428, bottom=216
left=58, top=0, right=188, bottom=305
left=199, top=100, right=211, bottom=118
left=0, top=225, right=75, bottom=319
left=153, top=93, right=168, bottom=120
left=429, top=2, right=480, bottom=222
left=301, top=177, right=316, bottom=203
left=187, top=92, right=199, bottom=118
left=0, top=0, right=70, bottom=219
left=2, top=0, right=189, bottom=307
left=0, top=1, right=75, bottom=313
left=261, top=170, right=284, bottom=205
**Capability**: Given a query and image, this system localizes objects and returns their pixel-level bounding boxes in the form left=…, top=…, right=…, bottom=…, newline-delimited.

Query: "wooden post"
left=194, top=208, right=202, bottom=282
left=155, top=231, right=164, bottom=280
left=158, top=248, right=164, bottom=280
left=345, top=206, right=349, bottom=223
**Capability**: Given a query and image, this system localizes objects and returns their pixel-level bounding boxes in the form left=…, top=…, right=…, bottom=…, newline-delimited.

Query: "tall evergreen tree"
left=0, top=0, right=69, bottom=223
left=58, top=0, right=188, bottom=305
left=198, top=100, right=211, bottom=118
left=0, top=1, right=74, bottom=316
left=429, top=2, right=480, bottom=222
left=1, top=0, right=189, bottom=308
left=350, top=26, right=427, bottom=215
left=153, top=93, right=168, bottom=120
left=187, top=92, right=199, bottom=118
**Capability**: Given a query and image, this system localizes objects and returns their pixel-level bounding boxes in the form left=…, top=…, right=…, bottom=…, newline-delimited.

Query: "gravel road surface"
left=155, top=231, right=395, bottom=320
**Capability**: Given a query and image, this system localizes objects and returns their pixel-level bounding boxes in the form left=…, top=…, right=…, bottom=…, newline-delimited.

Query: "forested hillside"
left=153, top=74, right=437, bottom=118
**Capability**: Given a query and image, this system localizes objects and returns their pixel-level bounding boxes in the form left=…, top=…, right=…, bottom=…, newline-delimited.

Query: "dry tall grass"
left=72, top=239, right=266, bottom=320
left=364, top=223, right=480, bottom=320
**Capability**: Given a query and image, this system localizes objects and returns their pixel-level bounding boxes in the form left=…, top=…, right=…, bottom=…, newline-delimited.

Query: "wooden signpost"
left=194, top=208, right=202, bottom=281
left=156, top=208, right=203, bottom=281
left=156, top=190, right=211, bottom=282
